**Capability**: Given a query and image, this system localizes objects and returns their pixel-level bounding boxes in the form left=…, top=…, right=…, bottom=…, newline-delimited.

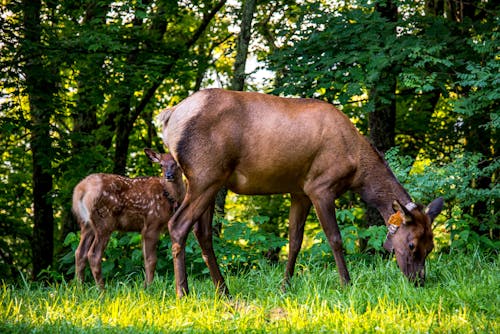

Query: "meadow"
left=1, top=250, right=498, bottom=333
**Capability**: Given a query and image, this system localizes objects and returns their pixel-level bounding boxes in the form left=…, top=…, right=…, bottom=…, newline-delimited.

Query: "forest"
left=0, top=0, right=498, bottom=288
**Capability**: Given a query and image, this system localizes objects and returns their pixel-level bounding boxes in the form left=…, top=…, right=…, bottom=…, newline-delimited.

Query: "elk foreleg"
left=168, top=183, right=222, bottom=298
left=310, top=192, right=351, bottom=286
left=192, top=205, right=229, bottom=296
left=282, top=194, right=312, bottom=291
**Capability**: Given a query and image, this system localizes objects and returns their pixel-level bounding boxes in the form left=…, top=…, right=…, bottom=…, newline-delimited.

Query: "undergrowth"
left=1, top=251, right=498, bottom=333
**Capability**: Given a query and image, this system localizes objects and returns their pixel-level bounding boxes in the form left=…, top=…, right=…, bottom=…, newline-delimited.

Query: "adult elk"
left=72, top=149, right=185, bottom=288
left=159, top=88, right=444, bottom=297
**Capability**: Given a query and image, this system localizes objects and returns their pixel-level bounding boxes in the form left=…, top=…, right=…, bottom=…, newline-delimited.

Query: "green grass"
left=1, top=251, right=498, bottom=333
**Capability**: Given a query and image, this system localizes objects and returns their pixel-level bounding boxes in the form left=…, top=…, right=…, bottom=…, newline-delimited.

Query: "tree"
left=268, top=0, right=499, bottom=249
left=450, top=1, right=499, bottom=235
left=214, top=0, right=257, bottom=235
left=363, top=0, right=399, bottom=237
left=1, top=0, right=497, bottom=283
left=59, top=0, right=228, bottom=231
left=231, top=0, right=257, bottom=91
left=21, top=0, right=59, bottom=279
left=1, top=0, right=231, bottom=282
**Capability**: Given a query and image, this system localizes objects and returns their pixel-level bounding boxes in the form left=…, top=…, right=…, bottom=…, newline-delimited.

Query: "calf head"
left=144, top=148, right=180, bottom=182
left=384, top=197, right=444, bottom=286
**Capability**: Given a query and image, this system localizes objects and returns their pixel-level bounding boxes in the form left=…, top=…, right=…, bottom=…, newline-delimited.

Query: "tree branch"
left=132, top=0, right=227, bottom=122
left=186, top=0, right=227, bottom=48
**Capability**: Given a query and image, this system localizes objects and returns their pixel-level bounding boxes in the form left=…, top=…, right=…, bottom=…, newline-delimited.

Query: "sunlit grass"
left=1, top=251, right=498, bottom=333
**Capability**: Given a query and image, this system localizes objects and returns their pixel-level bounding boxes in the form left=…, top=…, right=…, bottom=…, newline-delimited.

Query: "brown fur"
left=159, top=88, right=443, bottom=297
left=72, top=150, right=185, bottom=288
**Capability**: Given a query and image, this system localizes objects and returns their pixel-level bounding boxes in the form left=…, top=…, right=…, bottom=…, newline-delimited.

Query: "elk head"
left=384, top=197, right=444, bottom=286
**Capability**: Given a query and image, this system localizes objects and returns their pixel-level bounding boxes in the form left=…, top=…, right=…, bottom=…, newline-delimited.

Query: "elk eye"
left=409, top=242, right=415, bottom=251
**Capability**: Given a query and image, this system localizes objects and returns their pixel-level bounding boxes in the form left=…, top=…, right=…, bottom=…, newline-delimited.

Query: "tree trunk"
left=362, top=0, right=398, bottom=251
left=464, top=108, right=495, bottom=231
left=61, top=2, right=109, bottom=239
left=370, top=0, right=397, bottom=152
left=113, top=94, right=134, bottom=175
left=214, top=0, right=257, bottom=236
left=23, top=0, right=56, bottom=280
left=459, top=0, right=497, bottom=237
left=231, top=0, right=257, bottom=91
left=111, top=1, right=227, bottom=175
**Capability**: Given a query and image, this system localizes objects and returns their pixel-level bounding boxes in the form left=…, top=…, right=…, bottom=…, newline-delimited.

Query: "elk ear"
left=392, top=200, right=404, bottom=213
left=425, top=197, right=444, bottom=222
left=144, top=148, right=160, bottom=163
left=392, top=200, right=412, bottom=223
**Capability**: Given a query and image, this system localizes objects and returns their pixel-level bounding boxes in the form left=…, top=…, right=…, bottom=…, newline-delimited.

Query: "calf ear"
left=144, top=148, right=160, bottom=163
left=426, top=197, right=444, bottom=222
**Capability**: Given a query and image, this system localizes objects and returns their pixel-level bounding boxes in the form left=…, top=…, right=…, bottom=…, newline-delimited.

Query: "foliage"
left=2, top=252, right=499, bottom=333
left=268, top=0, right=498, bottom=158
left=1, top=0, right=235, bottom=282
left=266, top=0, right=499, bottom=254
left=305, top=209, right=387, bottom=264
left=214, top=216, right=287, bottom=273
left=59, top=214, right=290, bottom=283
left=453, top=16, right=500, bottom=131
left=1, top=0, right=498, bottom=284
left=385, top=147, right=500, bottom=252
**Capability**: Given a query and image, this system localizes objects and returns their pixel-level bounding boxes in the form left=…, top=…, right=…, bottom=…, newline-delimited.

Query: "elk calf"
left=72, top=149, right=185, bottom=288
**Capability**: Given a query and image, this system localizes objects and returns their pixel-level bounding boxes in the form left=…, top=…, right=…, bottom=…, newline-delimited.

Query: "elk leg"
left=282, top=194, right=312, bottom=290
left=310, top=194, right=351, bottom=285
left=75, top=223, right=94, bottom=283
left=192, top=204, right=229, bottom=296
left=75, top=223, right=94, bottom=282
left=88, top=230, right=112, bottom=289
left=168, top=183, right=222, bottom=298
left=142, top=226, right=161, bottom=287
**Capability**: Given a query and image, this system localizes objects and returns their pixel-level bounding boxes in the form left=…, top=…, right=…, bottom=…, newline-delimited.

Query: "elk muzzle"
left=395, top=252, right=426, bottom=287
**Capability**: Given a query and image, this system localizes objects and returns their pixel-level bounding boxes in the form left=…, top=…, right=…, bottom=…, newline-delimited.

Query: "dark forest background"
left=1, top=0, right=498, bottom=283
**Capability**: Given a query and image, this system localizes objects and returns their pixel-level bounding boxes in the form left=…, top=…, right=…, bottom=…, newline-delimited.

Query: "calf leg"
left=88, top=229, right=112, bottom=289
left=282, top=194, right=311, bottom=290
left=168, top=182, right=222, bottom=297
left=309, top=192, right=351, bottom=285
left=75, top=223, right=94, bottom=283
left=192, top=205, right=229, bottom=296
left=142, top=225, right=161, bottom=287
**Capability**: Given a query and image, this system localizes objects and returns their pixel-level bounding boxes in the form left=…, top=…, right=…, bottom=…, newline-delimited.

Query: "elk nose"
left=414, top=269, right=425, bottom=287
left=165, top=171, right=175, bottom=181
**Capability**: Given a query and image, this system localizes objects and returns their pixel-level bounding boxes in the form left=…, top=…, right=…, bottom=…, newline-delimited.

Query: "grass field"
left=1, top=251, right=498, bottom=333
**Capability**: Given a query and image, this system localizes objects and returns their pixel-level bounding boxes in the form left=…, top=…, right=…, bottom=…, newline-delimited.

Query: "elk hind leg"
left=282, top=194, right=311, bottom=291
left=192, top=204, right=229, bottom=296
left=75, top=222, right=94, bottom=283
left=168, top=182, right=223, bottom=297
left=88, top=229, right=112, bottom=289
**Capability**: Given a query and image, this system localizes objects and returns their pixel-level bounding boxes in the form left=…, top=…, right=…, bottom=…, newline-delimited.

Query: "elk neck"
left=354, top=145, right=413, bottom=225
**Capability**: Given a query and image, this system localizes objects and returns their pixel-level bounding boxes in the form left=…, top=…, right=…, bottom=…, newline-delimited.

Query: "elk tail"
left=157, top=106, right=176, bottom=127
left=72, top=176, right=101, bottom=225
